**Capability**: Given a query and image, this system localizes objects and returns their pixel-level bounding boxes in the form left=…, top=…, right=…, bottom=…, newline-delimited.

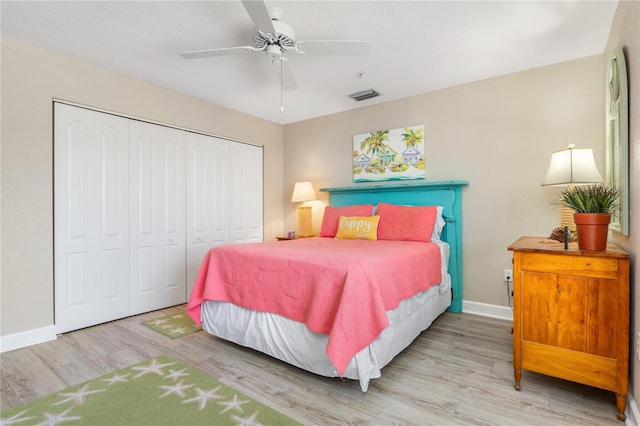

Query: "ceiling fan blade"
left=241, top=0, right=276, bottom=34
left=296, top=40, right=370, bottom=56
left=273, top=59, right=297, bottom=91
left=180, top=46, right=259, bottom=59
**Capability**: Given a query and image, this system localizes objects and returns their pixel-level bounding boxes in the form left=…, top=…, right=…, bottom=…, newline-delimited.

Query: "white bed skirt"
left=201, top=275, right=451, bottom=392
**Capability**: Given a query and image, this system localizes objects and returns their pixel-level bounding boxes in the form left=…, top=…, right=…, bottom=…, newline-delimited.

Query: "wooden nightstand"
left=275, top=235, right=314, bottom=241
left=508, top=236, right=630, bottom=421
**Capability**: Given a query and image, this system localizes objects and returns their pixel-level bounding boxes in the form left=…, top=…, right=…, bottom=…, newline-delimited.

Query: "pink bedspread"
left=187, top=237, right=442, bottom=376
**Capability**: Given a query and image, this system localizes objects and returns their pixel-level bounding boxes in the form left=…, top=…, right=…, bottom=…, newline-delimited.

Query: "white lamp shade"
left=291, top=181, right=317, bottom=202
left=541, top=146, right=603, bottom=186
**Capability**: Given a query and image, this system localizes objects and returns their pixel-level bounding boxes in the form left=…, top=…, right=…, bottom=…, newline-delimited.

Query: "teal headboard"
left=319, top=180, right=468, bottom=313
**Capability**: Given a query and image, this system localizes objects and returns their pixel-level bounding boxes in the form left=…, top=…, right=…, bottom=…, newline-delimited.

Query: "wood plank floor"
left=1, top=305, right=622, bottom=425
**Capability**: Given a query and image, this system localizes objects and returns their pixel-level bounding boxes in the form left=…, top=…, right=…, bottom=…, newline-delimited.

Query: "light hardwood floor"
left=1, top=305, right=623, bottom=425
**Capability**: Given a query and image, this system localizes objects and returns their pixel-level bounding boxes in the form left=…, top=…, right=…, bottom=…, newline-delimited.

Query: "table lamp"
left=541, top=144, right=603, bottom=230
left=291, top=181, right=317, bottom=237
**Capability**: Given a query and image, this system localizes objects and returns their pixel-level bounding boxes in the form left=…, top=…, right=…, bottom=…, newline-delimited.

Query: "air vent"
left=349, top=89, right=381, bottom=101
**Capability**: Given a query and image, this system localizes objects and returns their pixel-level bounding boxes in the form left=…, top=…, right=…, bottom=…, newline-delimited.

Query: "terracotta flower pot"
left=573, top=213, right=611, bottom=251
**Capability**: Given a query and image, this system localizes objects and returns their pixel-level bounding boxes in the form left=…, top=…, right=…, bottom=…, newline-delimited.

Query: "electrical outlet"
left=504, top=269, right=513, bottom=282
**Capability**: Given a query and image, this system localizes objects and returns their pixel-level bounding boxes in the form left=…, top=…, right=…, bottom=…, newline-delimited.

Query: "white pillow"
left=432, top=206, right=445, bottom=240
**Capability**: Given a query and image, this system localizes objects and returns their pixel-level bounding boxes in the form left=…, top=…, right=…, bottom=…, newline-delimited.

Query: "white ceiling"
left=1, top=1, right=617, bottom=125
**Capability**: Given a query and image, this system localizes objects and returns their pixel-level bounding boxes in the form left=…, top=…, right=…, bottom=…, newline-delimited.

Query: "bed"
left=187, top=181, right=468, bottom=391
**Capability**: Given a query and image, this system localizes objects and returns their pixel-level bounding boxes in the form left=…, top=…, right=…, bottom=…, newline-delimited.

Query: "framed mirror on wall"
left=605, top=47, right=629, bottom=236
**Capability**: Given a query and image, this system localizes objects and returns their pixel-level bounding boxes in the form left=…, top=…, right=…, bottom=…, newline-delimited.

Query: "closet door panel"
left=55, top=104, right=266, bottom=331
left=186, top=133, right=230, bottom=296
left=129, top=121, right=186, bottom=314
left=229, top=143, right=263, bottom=243
left=54, top=103, right=130, bottom=333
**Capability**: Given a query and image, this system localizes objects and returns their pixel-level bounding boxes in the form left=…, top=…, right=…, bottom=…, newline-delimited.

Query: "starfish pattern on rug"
left=1, top=356, right=299, bottom=426
left=231, top=409, right=263, bottom=426
left=168, top=326, right=188, bottom=335
left=101, top=372, right=130, bottom=387
left=181, top=386, right=225, bottom=410
left=0, top=409, right=36, bottom=425
left=52, top=384, right=105, bottom=406
left=159, top=379, right=194, bottom=398
left=131, top=359, right=176, bottom=379
left=219, top=394, right=250, bottom=414
left=36, top=406, right=81, bottom=426
left=143, top=312, right=201, bottom=339
left=164, top=368, right=189, bottom=382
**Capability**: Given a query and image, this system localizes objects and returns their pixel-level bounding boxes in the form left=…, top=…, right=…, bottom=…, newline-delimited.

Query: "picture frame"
left=605, top=47, right=629, bottom=236
left=352, top=125, right=425, bottom=183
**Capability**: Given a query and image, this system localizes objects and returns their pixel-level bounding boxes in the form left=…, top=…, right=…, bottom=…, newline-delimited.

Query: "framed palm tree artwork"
left=353, top=125, right=425, bottom=182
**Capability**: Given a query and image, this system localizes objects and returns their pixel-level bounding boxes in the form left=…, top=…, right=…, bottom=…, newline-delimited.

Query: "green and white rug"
left=143, top=312, right=201, bottom=339
left=1, top=355, right=300, bottom=425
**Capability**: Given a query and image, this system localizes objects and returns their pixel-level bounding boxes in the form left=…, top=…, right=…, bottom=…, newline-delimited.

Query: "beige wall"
left=605, top=0, right=640, bottom=413
left=4, top=8, right=637, bottom=412
left=0, top=38, right=284, bottom=337
left=284, top=55, right=605, bottom=309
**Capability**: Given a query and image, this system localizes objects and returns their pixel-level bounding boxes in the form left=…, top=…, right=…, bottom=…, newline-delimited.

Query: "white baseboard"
left=627, top=392, right=639, bottom=425
left=0, top=325, right=57, bottom=353
left=462, top=300, right=513, bottom=321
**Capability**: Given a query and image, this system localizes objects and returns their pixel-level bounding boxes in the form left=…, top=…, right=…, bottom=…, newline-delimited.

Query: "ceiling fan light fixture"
left=180, top=0, right=370, bottom=98
left=349, top=89, right=381, bottom=101
left=267, top=44, right=282, bottom=59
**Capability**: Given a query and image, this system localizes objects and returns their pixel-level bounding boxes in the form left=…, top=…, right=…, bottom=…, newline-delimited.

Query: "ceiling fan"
left=179, top=0, right=370, bottom=91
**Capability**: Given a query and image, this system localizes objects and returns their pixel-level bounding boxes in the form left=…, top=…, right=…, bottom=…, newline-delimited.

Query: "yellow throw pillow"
left=335, top=216, right=380, bottom=241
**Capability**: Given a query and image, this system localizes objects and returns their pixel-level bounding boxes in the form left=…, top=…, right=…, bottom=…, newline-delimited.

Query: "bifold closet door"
left=55, top=104, right=264, bottom=331
left=54, top=103, right=131, bottom=333
left=229, top=143, right=263, bottom=243
left=129, top=121, right=186, bottom=315
left=185, top=133, right=230, bottom=296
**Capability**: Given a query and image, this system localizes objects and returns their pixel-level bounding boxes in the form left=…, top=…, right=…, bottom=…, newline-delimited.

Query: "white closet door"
left=129, top=121, right=186, bottom=315
left=54, top=103, right=130, bottom=333
left=229, top=143, right=264, bottom=243
left=185, top=133, right=230, bottom=296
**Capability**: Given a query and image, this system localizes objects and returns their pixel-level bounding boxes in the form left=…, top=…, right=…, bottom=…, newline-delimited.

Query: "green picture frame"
left=605, top=47, right=629, bottom=236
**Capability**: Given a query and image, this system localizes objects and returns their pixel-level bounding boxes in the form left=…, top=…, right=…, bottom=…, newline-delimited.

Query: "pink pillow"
left=320, top=204, right=374, bottom=237
left=376, top=203, right=438, bottom=242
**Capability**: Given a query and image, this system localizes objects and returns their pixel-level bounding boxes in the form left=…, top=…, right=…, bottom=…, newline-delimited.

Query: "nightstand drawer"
left=519, top=252, right=621, bottom=280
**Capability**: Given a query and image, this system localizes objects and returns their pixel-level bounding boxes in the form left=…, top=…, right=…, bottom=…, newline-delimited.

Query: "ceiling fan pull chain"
left=178, top=0, right=371, bottom=113
left=280, top=58, right=284, bottom=112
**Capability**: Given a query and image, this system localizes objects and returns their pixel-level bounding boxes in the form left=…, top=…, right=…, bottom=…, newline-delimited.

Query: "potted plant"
left=560, top=184, right=622, bottom=251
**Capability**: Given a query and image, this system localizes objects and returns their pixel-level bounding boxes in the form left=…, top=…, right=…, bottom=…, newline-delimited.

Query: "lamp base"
left=297, top=205, right=314, bottom=237
left=560, top=206, right=576, bottom=231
